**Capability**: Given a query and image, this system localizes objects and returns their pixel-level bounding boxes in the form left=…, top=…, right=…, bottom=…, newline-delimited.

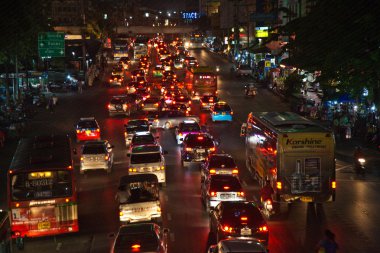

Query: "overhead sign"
left=182, top=12, right=199, bottom=19
left=255, top=27, right=269, bottom=38
left=38, top=32, right=65, bottom=58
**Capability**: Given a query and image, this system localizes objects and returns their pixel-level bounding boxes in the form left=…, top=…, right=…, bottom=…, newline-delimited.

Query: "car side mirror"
left=240, top=123, right=247, bottom=137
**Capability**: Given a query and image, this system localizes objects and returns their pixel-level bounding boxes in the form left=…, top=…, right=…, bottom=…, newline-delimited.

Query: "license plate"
left=85, top=130, right=91, bottom=135
left=220, top=193, right=231, bottom=199
left=240, top=228, right=251, bottom=236
left=38, top=221, right=51, bottom=230
left=218, top=171, right=229, bottom=174
left=300, top=196, right=313, bottom=202
left=222, top=112, right=226, bottom=115
left=197, top=149, right=205, bottom=153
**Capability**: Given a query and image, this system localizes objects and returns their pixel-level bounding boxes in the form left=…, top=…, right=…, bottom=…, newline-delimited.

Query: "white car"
left=236, top=64, right=252, bottom=77
left=80, top=140, right=114, bottom=174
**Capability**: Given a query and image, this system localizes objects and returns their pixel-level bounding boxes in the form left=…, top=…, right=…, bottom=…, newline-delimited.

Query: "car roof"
left=219, top=239, right=267, bottom=252
left=83, top=140, right=107, bottom=146
left=119, top=223, right=156, bottom=234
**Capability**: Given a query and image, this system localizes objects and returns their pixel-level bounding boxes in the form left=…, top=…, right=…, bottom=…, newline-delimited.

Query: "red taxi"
left=75, top=117, right=101, bottom=142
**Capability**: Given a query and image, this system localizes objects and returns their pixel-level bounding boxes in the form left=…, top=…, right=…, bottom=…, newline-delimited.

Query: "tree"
left=0, top=0, right=51, bottom=103
left=282, top=0, right=380, bottom=106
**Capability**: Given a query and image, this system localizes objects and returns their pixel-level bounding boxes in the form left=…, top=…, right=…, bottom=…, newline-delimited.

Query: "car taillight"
left=332, top=181, right=336, bottom=189
left=178, top=133, right=183, bottom=136
left=259, top=225, right=268, bottom=232
left=96, top=129, right=100, bottom=132
left=185, top=147, right=193, bottom=152
left=131, top=244, right=141, bottom=250
left=232, top=169, right=239, bottom=174
left=276, top=181, right=282, bottom=190
left=230, top=111, right=234, bottom=115
left=80, top=157, right=84, bottom=161
left=209, top=147, right=216, bottom=152
left=104, top=155, right=109, bottom=160
left=109, top=79, right=113, bottom=82
left=209, top=169, right=216, bottom=174
left=223, top=186, right=230, bottom=190
left=210, top=191, right=216, bottom=197
left=189, top=100, right=192, bottom=104
left=76, top=130, right=80, bottom=134
left=202, top=102, right=206, bottom=106
left=154, top=103, right=159, bottom=106
left=107, top=104, right=111, bottom=109
left=129, top=168, right=137, bottom=172
left=240, top=216, right=248, bottom=221
left=237, top=191, right=244, bottom=197
left=141, top=103, right=144, bottom=107
left=213, top=112, right=217, bottom=115
left=221, top=225, right=233, bottom=233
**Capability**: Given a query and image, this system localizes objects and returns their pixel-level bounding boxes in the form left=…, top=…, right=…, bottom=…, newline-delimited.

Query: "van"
left=128, top=144, right=167, bottom=186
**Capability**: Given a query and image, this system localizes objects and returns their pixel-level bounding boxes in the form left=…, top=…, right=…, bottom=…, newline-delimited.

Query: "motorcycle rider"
left=353, top=146, right=365, bottom=173
left=260, top=180, right=274, bottom=203
left=245, top=83, right=256, bottom=96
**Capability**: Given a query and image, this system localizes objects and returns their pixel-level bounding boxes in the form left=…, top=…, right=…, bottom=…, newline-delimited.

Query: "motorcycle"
left=354, top=157, right=366, bottom=174
left=245, top=86, right=257, bottom=97
left=260, top=198, right=275, bottom=220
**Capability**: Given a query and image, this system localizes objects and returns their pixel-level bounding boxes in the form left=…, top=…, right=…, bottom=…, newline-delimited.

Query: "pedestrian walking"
left=315, top=229, right=339, bottom=253
left=78, top=80, right=83, bottom=94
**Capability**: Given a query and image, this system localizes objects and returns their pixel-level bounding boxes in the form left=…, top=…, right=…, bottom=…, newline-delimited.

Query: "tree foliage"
left=283, top=0, right=380, bottom=105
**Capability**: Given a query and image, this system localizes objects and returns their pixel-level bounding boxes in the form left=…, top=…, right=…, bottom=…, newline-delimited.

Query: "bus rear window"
left=11, top=170, right=73, bottom=201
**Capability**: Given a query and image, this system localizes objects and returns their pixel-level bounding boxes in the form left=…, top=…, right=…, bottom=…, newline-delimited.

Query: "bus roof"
left=191, top=66, right=215, bottom=74
left=9, top=135, right=72, bottom=172
left=251, top=112, right=329, bottom=133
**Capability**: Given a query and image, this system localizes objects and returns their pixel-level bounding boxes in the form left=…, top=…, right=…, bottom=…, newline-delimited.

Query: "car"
left=151, top=110, right=199, bottom=130
left=209, top=201, right=269, bottom=246
left=175, top=120, right=202, bottom=145
left=181, top=133, right=217, bottom=167
left=110, top=223, right=169, bottom=253
left=108, top=96, right=139, bottom=117
left=201, top=154, right=239, bottom=181
left=112, top=66, right=124, bottom=76
left=162, top=90, right=182, bottom=105
left=184, top=56, right=198, bottom=68
left=152, top=65, right=165, bottom=78
left=80, top=140, right=114, bottom=174
left=75, top=117, right=101, bottom=142
left=201, top=174, right=246, bottom=210
left=124, top=119, right=151, bottom=147
left=128, top=144, right=167, bottom=185
left=207, top=239, right=268, bottom=253
left=128, top=131, right=158, bottom=154
left=211, top=101, right=233, bottom=122
left=162, top=70, right=177, bottom=82
left=109, top=74, right=124, bottom=86
left=131, top=69, right=145, bottom=79
left=135, top=76, right=148, bottom=85
left=126, top=81, right=138, bottom=94
left=141, top=97, right=161, bottom=112
left=200, top=95, right=219, bottom=110
left=172, top=94, right=191, bottom=109
left=119, top=57, right=131, bottom=70
left=236, top=64, right=252, bottom=77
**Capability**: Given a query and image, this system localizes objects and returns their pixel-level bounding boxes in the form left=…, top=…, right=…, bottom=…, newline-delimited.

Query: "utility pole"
left=81, top=0, right=87, bottom=86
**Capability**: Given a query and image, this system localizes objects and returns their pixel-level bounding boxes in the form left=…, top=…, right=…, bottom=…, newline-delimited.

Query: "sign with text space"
left=38, top=32, right=65, bottom=58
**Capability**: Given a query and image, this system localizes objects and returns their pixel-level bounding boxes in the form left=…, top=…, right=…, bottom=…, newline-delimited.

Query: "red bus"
left=8, top=135, right=78, bottom=238
left=186, top=66, right=217, bottom=100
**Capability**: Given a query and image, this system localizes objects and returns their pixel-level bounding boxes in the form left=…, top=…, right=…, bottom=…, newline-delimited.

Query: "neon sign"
left=182, top=12, right=199, bottom=19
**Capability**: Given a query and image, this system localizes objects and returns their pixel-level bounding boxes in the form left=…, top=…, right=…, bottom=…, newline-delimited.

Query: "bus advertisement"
left=8, top=135, right=78, bottom=238
left=133, top=36, right=149, bottom=60
left=241, top=112, right=336, bottom=203
left=186, top=66, right=217, bottom=100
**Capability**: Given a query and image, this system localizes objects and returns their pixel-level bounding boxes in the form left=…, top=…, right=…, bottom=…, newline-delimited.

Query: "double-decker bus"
left=241, top=112, right=336, bottom=203
left=186, top=66, right=218, bottom=100
left=133, top=36, right=149, bottom=60
left=8, top=135, right=78, bottom=238
left=185, top=34, right=204, bottom=49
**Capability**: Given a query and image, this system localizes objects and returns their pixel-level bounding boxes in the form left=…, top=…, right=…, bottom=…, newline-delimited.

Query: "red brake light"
left=237, top=191, right=244, bottom=197
left=223, top=186, right=230, bottom=190
left=107, top=104, right=111, bottom=109
left=210, top=191, right=216, bottom=197
left=96, top=128, right=100, bottom=132
left=222, top=225, right=233, bottom=233
left=232, top=169, right=239, bottom=174
left=259, top=225, right=268, bottom=232
left=240, top=216, right=248, bottom=221
left=197, top=136, right=204, bottom=140
left=209, top=147, right=216, bottom=152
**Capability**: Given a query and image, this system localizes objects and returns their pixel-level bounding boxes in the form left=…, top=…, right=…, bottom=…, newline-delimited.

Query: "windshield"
left=209, top=156, right=236, bottom=168
left=132, top=135, right=155, bottom=145
left=77, top=120, right=98, bottom=129
left=130, top=153, right=161, bottom=164
left=83, top=145, right=105, bottom=154
left=120, top=181, right=159, bottom=203
left=186, top=135, right=214, bottom=147
left=11, top=170, right=73, bottom=201
left=214, top=104, right=231, bottom=111
left=210, top=176, right=242, bottom=191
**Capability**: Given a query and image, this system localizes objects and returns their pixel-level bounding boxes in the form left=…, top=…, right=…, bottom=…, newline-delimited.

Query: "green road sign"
left=38, top=32, right=65, bottom=58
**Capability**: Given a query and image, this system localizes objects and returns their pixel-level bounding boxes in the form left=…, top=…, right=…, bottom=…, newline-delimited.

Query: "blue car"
left=211, top=101, right=233, bottom=122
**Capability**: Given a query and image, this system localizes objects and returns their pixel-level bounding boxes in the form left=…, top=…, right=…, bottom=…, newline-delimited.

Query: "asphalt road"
left=1, top=48, right=380, bottom=253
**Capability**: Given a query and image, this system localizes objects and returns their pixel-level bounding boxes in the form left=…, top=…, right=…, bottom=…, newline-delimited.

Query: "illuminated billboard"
left=182, top=12, right=199, bottom=19
left=255, top=27, right=269, bottom=38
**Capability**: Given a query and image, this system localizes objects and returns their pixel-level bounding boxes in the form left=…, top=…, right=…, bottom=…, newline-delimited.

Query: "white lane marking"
left=336, top=165, right=352, bottom=171
left=56, top=242, right=62, bottom=251
left=167, top=213, right=172, bottom=221
left=170, top=232, right=175, bottom=242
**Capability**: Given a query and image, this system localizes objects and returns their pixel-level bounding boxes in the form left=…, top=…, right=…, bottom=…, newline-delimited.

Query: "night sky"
left=139, top=0, right=198, bottom=12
